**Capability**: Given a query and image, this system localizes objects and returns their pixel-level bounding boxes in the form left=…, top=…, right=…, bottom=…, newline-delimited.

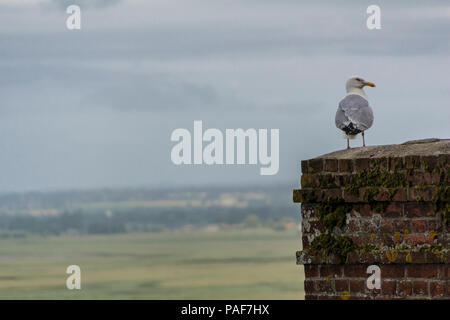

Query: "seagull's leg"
left=347, top=138, right=350, bottom=149
left=362, top=131, right=366, bottom=147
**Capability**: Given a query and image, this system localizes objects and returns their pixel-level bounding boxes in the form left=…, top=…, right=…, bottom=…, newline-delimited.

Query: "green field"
left=0, top=228, right=304, bottom=299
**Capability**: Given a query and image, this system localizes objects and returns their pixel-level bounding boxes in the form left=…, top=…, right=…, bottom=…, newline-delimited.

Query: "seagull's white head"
left=346, top=76, right=375, bottom=92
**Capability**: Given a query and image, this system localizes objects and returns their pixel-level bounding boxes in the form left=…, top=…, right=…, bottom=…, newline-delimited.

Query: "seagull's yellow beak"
left=364, top=81, right=376, bottom=87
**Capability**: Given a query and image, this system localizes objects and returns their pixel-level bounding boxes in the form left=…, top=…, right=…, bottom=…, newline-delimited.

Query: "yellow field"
left=0, top=228, right=305, bottom=299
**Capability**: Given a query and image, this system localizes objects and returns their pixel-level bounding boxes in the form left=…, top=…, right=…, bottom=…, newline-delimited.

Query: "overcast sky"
left=0, top=0, right=449, bottom=193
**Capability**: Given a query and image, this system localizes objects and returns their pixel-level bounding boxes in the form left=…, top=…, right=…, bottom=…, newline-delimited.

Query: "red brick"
left=382, top=280, right=396, bottom=295
left=304, top=279, right=315, bottom=292
left=389, top=157, right=403, bottom=171
left=426, top=252, right=444, bottom=264
left=410, top=252, right=427, bottom=264
left=347, top=219, right=361, bottom=232
left=346, top=252, right=361, bottom=264
left=301, top=204, right=315, bottom=216
left=437, top=154, right=450, bottom=168
left=335, top=279, right=349, bottom=292
left=304, top=265, right=319, bottom=278
left=421, top=155, right=438, bottom=172
left=405, top=156, right=421, bottom=170
left=429, top=281, right=445, bottom=296
left=308, top=159, right=323, bottom=173
left=412, top=220, right=428, bottom=233
left=301, top=160, right=309, bottom=174
left=425, top=252, right=443, bottom=264
left=317, top=295, right=341, bottom=300
left=412, top=281, right=428, bottom=295
left=374, top=188, right=391, bottom=201
left=350, top=296, right=372, bottom=300
left=405, top=203, right=434, bottom=218
left=344, top=265, right=367, bottom=277
left=316, top=280, right=334, bottom=293
left=300, top=174, right=318, bottom=188
left=408, top=187, right=436, bottom=202
left=343, top=190, right=361, bottom=203
left=423, top=172, right=432, bottom=185
left=430, top=171, right=442, bottom=184
left=354, top=158, right=370, bottom=171
left=391, top=188, right=408, bottom=202
left=296, top=189, right=321, bottom=203
left=349, top=280, right=365, bottom=293
left=407, top=265, right=438, bottom=278
left=357, top=204, right=371, bottom=216
left=382, top=265, right=405, bottom=278
left=324, top=159, right=338, bottom=172
left=438, top=265, right=448, bottom=280
left=293, top=189, right=302, bottom=203
left=404, top=234, right=433, bottom=246
left=322, top=188, right=342, bottom=199
left=338, top=159, right=354, bottom=173
left=303, top=220, right=325, bottom=235
left=393, top=219, right=411, bottom=232
left=381, top=220, right=394, bottom=233
left=360, top=219, right=378, bottom=233
left=427, top=219, right=442, bottom=231
left=320, top=265, right=342, bottom=278
left=370, top=157, right=388, bottom=171
left=397, top=280, right=412, bottom=296
left=381, top=203, right=403, bottom=218
left=349, top=234, right=371, bottom=246
left=301, top=235, right=311, bottom=249
left=409, top=172, right=425, bottom=185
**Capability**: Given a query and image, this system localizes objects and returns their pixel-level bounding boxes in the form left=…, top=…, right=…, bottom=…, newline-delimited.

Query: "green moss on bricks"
left=305, top=197, right=356, bottom=262
left=346, top=169, right=379, bottom=196
left=431, top=186, right=450, bottom=226
left=345, top=168, right=407, bottom=196
left=318, top=174, right=337, bottom=188
left=392, top=159, right=403, bottom=172
left=363, top=187, right=379, bottom=202
left=442, top=203, right=450, bottom=226
left=301, top=191, right=318, bottom=203
left=316, top=197, right=352, bottom=232
left=423, top=161, right=430, bottom=173
left=309, top=233, right=357, bottom=262
left=359, top=244, right=378, bottom=253
left=389, top=187, right=400, bottom=198
left=439, top=168, right=447, bottom=184
left=373, top=202, right=388, bottom=213
left=417, top=243, right=444, bottom=253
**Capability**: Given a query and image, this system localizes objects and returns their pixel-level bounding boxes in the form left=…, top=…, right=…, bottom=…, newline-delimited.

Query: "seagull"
left=335, top=76, right=375, bottom=149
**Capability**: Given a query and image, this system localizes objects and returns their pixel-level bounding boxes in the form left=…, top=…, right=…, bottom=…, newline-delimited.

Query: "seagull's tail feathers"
left=343, top=132, right=358, bottom=140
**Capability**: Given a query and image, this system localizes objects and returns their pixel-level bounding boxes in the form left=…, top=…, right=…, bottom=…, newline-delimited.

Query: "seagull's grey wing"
left=336, top=94, right=373, bottom=131
left=356, top=105, right=374, bottom=130
left=335, top=107, right=349, bottom=130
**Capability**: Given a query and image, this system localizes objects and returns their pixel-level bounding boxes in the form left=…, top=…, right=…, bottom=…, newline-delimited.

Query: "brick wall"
left=293, top=143, right=449, bottom=300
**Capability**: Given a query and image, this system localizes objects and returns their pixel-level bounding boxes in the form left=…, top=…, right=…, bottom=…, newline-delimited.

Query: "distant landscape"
left=0, top=185, right=304, bottom=299
left=0, top=185, right=299, bottom=236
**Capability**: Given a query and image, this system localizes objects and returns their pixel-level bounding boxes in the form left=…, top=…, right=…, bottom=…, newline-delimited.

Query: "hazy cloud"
left=0, top=0, right=448, bottom=192
left=46, top=0, right=122, bottom=10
